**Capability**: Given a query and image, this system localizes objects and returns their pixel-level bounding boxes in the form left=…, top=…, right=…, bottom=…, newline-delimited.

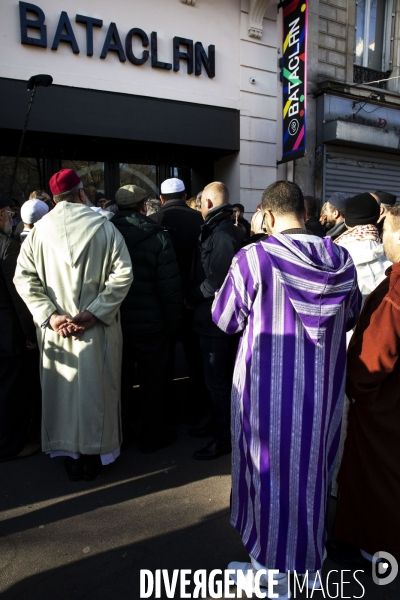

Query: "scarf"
left=334, top=223, right=381, bottom=245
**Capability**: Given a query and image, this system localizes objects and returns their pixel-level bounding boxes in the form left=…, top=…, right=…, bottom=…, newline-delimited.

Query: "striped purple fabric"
left=212, top=233, right=361, bottom=573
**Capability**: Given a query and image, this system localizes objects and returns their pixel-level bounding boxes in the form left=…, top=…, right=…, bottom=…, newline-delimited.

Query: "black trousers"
left=198, top=333, right=238, bottom=444
left=0, top=352, right=32, bottom=459
left=165, top=309, right=212, bottom=422
left=121, top=332, right=170, bottom=441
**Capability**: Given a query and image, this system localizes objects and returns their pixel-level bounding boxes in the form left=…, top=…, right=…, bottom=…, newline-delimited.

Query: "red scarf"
left=335, top=224, right=381, bottom=245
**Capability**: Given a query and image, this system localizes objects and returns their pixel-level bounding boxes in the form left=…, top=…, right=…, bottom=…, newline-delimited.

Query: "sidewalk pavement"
left=1, top=424, right=399, bottom=600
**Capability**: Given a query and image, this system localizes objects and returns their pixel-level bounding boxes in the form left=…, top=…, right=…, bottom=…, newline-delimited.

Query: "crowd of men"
left=0, top=170, right=399, bottom=598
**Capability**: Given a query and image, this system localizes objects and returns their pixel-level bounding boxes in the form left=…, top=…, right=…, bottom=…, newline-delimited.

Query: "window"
left=61, top=160, right=105, bottom=203
left=0, top=156, right=44, bottom=203
left=119, top=164, right=159, bottom=198
left=354, top=0, right=393, bottom=72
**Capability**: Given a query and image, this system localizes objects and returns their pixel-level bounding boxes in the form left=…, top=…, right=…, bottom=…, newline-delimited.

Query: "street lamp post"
left=9, top=74, right=53, bottom=197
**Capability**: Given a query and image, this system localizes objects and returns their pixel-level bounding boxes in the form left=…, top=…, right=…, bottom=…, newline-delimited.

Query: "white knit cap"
left=160, top=178, right=185, bottom=194
left=21, top=199, right=49, bottom=224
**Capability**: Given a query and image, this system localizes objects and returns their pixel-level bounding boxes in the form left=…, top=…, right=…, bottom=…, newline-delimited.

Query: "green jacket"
left=112, top=210, right=182, bottom=335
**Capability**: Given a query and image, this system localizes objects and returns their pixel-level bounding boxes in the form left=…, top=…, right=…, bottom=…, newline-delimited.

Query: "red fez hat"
left=49, top=169, right=81, bottom=195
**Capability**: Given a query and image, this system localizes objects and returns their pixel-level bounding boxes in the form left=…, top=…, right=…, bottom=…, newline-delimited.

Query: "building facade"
left=0, top=0, right=290, bottom=214
left=298, top=0, right=400, bottom=201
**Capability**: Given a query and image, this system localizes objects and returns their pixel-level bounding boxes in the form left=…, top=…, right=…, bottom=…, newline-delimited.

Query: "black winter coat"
left=325, top=220, right=346, bottom=241
left=111, top=211, right=182, bottom=336
left=238, top=216, right=251, bottom=238
left=150, top=199, right=203, bottom=292
left=190, top=204, right=245, bottom=337
left=0, top=231, right=36, bottom=357
left=305, top=216, right=325, bottom=238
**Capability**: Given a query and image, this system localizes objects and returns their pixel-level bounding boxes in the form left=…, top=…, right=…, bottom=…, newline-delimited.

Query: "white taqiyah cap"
left=160, top=178, right=185, bottom=194
left=21, top=199, right=49, bottom=224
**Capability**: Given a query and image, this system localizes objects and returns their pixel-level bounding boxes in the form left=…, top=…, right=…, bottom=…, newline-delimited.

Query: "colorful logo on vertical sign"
left=279, top=0, right=307, bottom=162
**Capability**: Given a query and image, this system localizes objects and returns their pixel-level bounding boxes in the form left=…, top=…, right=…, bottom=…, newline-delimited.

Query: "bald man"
left=188, top=182, right=245, bottom=460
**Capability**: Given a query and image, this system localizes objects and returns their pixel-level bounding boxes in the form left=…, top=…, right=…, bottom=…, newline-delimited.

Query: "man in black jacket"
left=112, top=185, right=182, bottom=454
left=189, top=182, right=245, bottom=460
left=232, top=203, right=250, bottom=238
left=324, top=192, right=350, bottom=241
left=151, top=178, right=209, bottom=424
left=0, top=194, right=39, bottom=460
left=304, top=196, right=325, bottom=237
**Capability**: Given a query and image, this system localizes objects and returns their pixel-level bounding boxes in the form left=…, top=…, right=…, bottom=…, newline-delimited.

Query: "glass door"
left=0, top=156, right=45, bottom=204
left=61, top=160, right=105, bottom=204
left=119, top=163, right=159, bottom=198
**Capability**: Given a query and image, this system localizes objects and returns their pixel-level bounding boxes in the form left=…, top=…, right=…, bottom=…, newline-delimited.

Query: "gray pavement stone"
left=0, top=432, right=235, bottom=599
left=0, top=426, right=399, bottom=599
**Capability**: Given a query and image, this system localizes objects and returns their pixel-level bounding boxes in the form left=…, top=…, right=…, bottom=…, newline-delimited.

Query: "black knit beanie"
left=345, top=193, right=380, bottom=228
left=375, top=190, right=397, bottom=206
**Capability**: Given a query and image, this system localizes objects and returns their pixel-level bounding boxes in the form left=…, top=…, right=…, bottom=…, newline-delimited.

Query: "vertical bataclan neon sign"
left=278, top=0, right=308, bottom=163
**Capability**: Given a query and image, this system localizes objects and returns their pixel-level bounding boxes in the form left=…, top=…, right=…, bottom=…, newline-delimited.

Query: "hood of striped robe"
left=264, top=233, right=356, bottom=344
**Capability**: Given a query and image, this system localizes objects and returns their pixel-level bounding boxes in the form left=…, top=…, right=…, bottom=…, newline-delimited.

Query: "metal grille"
left=353, top=65, right=390, bottom=89
left=324, top=146, right=400, bottom=201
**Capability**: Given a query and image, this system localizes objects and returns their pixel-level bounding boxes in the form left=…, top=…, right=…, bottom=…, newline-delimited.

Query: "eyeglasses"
left=1, top=210, right=15, bottom=217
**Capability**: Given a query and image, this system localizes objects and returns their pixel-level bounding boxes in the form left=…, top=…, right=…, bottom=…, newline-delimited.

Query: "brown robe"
left=334, top=262, right=400, bottom=560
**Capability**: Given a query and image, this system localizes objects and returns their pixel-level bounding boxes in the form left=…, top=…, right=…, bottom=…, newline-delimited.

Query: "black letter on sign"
left=100, top=23, right=126, bottom=62
left=173, top=37, right=193, bottom=74
left=19, top=2, right=47, bottom=48
left=76, top=15, right=103, bottom=57
left=151, top=32, right=172, bottom=70
left=125, top=28, right=149, bottom=66
left=195, top=42, right=215, bottom=78
left=52, top=11, right=80, bottom=54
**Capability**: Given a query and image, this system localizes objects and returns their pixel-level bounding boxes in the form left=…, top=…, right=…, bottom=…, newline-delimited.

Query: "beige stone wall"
left=215, top=0, right=282, bottom=213
left=295, top=0, right=355, bottom=195
left=316, top=0, right=354, bottom=83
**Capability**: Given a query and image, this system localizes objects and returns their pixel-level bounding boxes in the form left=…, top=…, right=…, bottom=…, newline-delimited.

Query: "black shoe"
left=140, top=431, right=178, bottom=454
left=193, top=440, right=232, bottom=460
left=326, top=539, right=372, bottom=574
left=186, top=414, right=202, bottom=427
left=165, top=409, right=183, bottom=427
left=188, top=421, right=214, bottom=438
left=64, top=456, right=83, bottom=481
left=83, top=455, right=102, bottom=481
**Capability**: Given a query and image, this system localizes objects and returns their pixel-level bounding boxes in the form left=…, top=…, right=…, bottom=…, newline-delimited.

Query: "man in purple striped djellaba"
left=211, top=182, right=361, bottom=599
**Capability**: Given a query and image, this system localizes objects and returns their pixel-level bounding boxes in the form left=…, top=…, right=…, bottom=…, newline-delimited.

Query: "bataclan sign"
left=18, top=2, right=216, bottom=78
